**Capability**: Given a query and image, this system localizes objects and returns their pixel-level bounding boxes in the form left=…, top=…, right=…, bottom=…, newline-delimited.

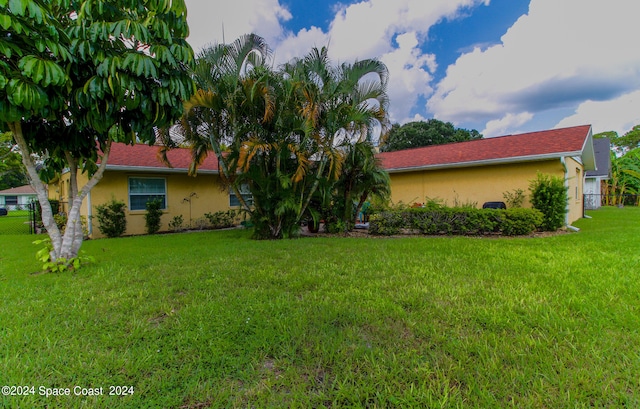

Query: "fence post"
left=29, top=201, right=37, bottom=235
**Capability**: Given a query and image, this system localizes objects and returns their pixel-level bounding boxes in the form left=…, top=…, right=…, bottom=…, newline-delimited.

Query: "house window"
left=5, top=196, right=18, bottom=206
left=129, top=177, right=167, bottom=211
left=229, top=184, right=253, bottom=207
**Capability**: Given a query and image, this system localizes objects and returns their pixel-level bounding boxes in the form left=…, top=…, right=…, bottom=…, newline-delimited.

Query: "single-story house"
left=48, top=143, right=237, bottom=238
left=49, top=124, right=595, bottom=237
left=377, top=124, right=596, bottom=226
left=0, top=184, right=37, bottom=210
left=583, top=138, right=612, bottom=210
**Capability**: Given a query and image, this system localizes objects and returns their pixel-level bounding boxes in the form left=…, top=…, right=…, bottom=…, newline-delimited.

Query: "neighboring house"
left=377, top=125, right=596, bottom=226
left=583, top=138, right=612, bottom=210
left=0, top=185, right=37, bottom=210
left=48, top=143, right=236, bottom=238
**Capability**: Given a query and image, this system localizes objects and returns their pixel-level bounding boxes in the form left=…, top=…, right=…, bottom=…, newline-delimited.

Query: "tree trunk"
left=11, top=121, right=112, bottom=265
left=58, top=141, right=112, bottom=260
left=9, top=122, right=63, bottom=259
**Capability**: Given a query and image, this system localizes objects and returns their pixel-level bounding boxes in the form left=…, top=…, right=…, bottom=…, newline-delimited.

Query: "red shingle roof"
left=377, top=125, right=594, bottom=172
left=101, top=125, right=594, bottom=175
left=105, top=143, right=219, bottom=173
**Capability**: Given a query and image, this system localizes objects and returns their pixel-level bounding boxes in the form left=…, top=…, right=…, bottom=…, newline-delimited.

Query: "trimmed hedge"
left=369, top=207, right=544, bottom=236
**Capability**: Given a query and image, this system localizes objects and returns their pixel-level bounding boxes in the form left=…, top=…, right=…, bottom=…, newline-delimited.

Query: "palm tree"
left=603, top=149, right=640, bottom=206
left=335, top=141, right=390, bottom=229
left=284, top=47, right=390, bottom=222
left=174, top=36, right=391, bottom=239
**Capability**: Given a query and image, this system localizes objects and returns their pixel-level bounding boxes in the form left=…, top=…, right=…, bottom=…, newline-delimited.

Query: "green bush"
left=500, top=208, right=544, bottom=236
left=410, top=207, right=499, bottom=235
left=168, top=214, right=184, bottom=232
left=503, top=188, right=526, bottom=208
left=368, top=211, right=405, bottom=235
left=529, top=173, right=568, bottom=231
left=370, top=206, right=542, bottom=236
left=204, top=210, right=237, bottom=229
left=95, top=199, right=127, bottom=238
left=145, top=199, right=163, bottom=234
left=324, top=216, right=348, bottom=234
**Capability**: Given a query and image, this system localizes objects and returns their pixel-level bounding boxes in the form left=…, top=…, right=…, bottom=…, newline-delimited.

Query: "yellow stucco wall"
left=565, top=157, right=584, bottom=223
left=51, top=171, right=232, bottom=238
left=388, top=158, right=585, bottom=225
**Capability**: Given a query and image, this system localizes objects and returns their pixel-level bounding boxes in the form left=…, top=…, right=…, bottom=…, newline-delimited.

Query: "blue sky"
left=185, top=0, right=640, bottom=138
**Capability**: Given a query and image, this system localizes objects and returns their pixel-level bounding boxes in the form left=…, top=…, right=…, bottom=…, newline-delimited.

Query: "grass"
left=0, top=210, right=32, bottom=235
left=1, top=207, right=639, bottom=408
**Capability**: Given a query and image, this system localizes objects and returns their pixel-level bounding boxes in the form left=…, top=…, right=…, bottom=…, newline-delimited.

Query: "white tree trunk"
left=10, top=122, right=63, bottom=259
left=11, top=121, right=112, bottom=264
left=58, top=141, right=112, bottom=260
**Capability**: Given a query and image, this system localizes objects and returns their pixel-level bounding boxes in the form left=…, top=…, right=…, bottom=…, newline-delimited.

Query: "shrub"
left=191, top=217, right=209, bottom=230
left=53, top=213, right=67, bottom=231
left=324, top=217, right=348, bottom=234
left=529, top=173, right=568, bottom=231
left=503, top=189, right=526, bottom=208
left=95, top=199, right=127, bottom=238
left=168, top=214, right=184, bottom=232
left=369, top=211, right=405, bottom=235
left=410, top=207, right=499, bottom=235
left=500, top=208, right=544, bottom=236
left=145, top=199, right=163, bottom=234
left=369, top=206, right=542, bottom=236
left=204, top=210, right=237, bottom=229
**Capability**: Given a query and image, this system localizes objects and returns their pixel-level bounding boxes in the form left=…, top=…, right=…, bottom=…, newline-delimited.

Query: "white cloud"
left=273, top=26, right=330, bottom=65
left=555, top=90, right=640, bottom=136
left=185, top=0, right=498, bottom=124
left=379, top=32, right=436, bottom=123
left=308, top=0, right=489, bottom=122
left=185, top=0, right=291, bottom=53
left=427, top=0, right=640, bottom=134
left=482, top=112, right=534, bottom=137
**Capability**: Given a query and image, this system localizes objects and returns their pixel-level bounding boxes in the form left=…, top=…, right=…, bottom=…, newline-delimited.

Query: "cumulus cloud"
left=555, top=90, right=640, bottom=136
left=299, top=0, right=489, bottom=122
left=482, top=112, right=534, bottom=137
left=187, top=0, right=491, bottom=123
left=427, top=0, right=640, bottom=134
left=185, top=0, right=291, bottom=53
left=379, top=32, right=436, bottom=123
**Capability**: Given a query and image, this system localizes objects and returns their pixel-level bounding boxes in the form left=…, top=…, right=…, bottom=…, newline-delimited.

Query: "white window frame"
left=128, top=177, right=167, bottom=211
left=229, top=184, right=253, bottom=207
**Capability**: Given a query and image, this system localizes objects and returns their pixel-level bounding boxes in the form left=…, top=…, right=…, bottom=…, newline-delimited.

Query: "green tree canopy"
left=595, top=125, right=640, bottom=154
left=614, top=125, right=640, bottom=152
left=379, top=119, right=482, bottom=152
left=1, top=0, right=195, bottom=268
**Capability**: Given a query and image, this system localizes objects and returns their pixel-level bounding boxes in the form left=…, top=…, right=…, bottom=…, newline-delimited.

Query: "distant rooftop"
left=0, top=185, right=36, bottom=195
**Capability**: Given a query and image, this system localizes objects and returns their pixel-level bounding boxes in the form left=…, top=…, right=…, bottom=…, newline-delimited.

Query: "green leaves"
left=122, top=52, right=158, bottom=77
left=18, top=55, right=67, bottom=87
left=7, top=0, right=28, bottom=16
left=6, top=78, right=48, bottom=110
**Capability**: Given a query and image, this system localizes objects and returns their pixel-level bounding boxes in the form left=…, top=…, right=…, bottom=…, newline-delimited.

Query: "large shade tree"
left=175, top=35, right=391, bottom=239
left=379, top=119, right=482, bottom=152
left=0, top=0, right=195, bottom=267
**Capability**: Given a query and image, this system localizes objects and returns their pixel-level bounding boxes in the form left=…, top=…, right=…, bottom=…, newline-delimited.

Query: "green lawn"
left=1, top=207, right=639, bottom=408
left=0, top=210, right=31, bottom=235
